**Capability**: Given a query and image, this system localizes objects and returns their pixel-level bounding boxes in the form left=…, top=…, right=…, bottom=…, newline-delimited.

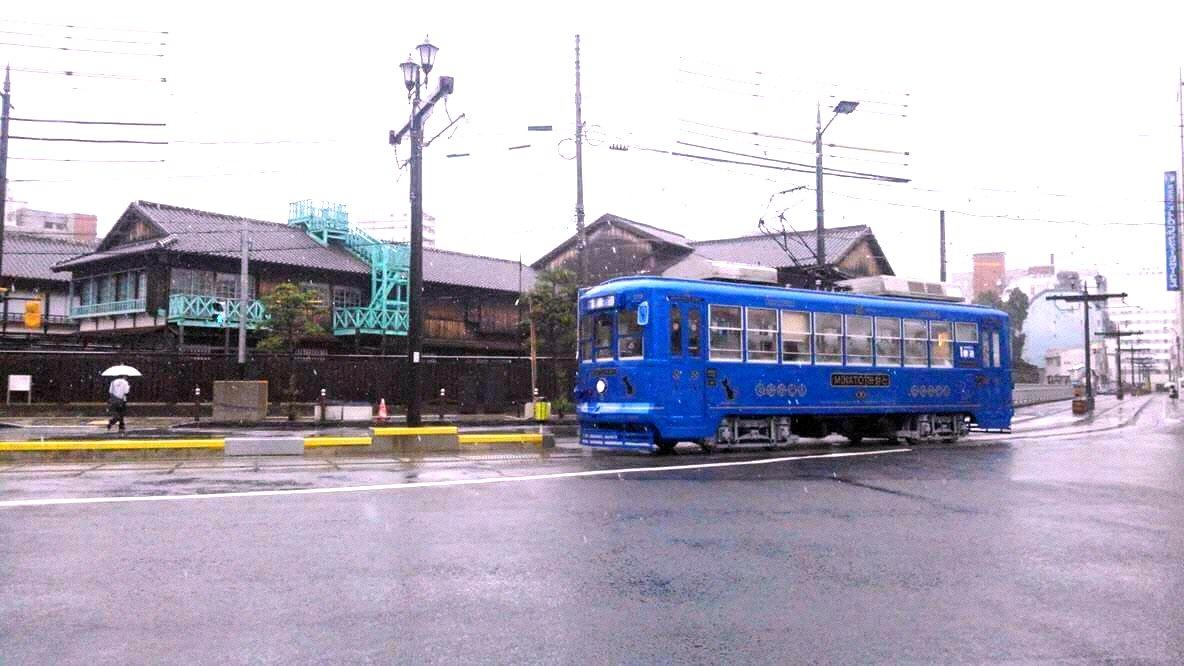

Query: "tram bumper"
left=577, top=402, right=660, bottom=451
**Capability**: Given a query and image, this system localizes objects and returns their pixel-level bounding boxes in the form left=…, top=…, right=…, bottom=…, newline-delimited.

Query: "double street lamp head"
left=401, top=36, right=439, bottom=92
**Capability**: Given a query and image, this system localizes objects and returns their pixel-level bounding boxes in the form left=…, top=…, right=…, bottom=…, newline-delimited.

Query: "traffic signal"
left=23, top=300, right=42, bottom=329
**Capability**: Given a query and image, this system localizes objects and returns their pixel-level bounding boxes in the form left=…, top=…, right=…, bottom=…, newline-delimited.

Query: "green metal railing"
left=167, top=293, right=268, bottom=328
left=332, top=305, right=409, bottom=336
left=288, top=200, right=409, bottom=337
left=71, top=298, right=146, bottom=318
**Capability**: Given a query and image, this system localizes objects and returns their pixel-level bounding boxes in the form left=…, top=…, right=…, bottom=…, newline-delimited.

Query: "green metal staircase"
left=288, top=200, right=409, bottom=336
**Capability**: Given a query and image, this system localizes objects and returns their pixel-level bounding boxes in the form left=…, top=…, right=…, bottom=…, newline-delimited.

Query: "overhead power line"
left=7, top=66, right=166, bottom=83
left=675, top=140, right=909, bottom=182
left=12, top=117, right=166, bottom=127
left=0, top=40, right=164, bottom=57
left=10, top=135, right=167, bottom=145
left=0, top=17, right=168, bottom=35
left=681, top=118, right=911, bottom=157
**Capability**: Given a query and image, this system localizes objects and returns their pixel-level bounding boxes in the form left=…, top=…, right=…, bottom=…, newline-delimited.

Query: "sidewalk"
left=973, top=393, right=1157, bottom=441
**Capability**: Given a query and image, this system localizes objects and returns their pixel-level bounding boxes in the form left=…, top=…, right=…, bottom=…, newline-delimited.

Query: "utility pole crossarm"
left=389, top=76, right=455, bottom=146
left=1045, top=291, right=1128, bottom=409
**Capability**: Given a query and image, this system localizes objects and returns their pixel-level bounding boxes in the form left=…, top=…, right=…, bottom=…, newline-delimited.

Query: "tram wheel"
left=905, top=437, right=921, bottom=446
left=697, top=439, right=715, bottom=454
left=655, top=439, right=678, bottom=455
left=846, top=433, right=864, bottom=445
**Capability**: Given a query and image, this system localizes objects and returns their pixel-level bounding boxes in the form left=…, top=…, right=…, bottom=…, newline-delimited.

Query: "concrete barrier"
left=1013, top=384, right=1075, bottom=407
left=224, top=436, right=304, bottom=456
left=369, top=426, right=460, bottom=454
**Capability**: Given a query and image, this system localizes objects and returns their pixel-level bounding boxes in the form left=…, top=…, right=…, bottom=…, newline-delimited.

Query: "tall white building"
left=1105, top=304, right=1177, bottom=387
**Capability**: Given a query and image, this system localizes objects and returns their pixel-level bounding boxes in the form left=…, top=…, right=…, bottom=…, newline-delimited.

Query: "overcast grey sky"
left=3, top=1, right=1183, bottom=304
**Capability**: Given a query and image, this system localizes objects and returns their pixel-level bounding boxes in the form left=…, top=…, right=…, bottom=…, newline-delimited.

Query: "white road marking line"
left=0, top=448, right=910, bottom=509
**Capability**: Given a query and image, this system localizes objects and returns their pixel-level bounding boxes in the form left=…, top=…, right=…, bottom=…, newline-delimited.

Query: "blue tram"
left=574, top=276, right=1012, bottom=453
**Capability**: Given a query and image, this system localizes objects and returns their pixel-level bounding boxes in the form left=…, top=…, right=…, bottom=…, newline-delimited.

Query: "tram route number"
left=830, top=373, right=891, bottom=388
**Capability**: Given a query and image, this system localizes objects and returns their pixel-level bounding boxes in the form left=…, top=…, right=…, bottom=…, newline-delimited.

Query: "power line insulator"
left=609, top=144, right=629, bottom=151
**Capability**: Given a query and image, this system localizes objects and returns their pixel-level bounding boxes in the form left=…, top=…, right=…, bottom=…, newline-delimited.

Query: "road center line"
left=0, top=448, right=910, bottom=509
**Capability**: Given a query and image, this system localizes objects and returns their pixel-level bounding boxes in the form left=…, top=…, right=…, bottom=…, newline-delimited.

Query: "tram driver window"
left=579, top=314, right=592, bottom=362
left=708, top=305, right=742, bottom=360
left=814, top=313, right=843, bottom=365
left=618, top=308, right=644, bottom=360
left=903, top=318, right=928, bottom=367
left=781, top=310, right=811, bottom=363
left=593, top=313, right=613, bottom=360
left=670, top=304, right=682, bottom=357
left=687, top=308, right=702, bottom=357
left=930, top=321, right=954, bottom=368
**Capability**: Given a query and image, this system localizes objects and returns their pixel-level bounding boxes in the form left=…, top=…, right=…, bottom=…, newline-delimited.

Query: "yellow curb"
left=0, top=439, right=226, bottom=452
left=458, top=433, right=544, bottom=445
left=371, top=426, right=459, bottom=436
left=303, top=436, right=372, bottom=447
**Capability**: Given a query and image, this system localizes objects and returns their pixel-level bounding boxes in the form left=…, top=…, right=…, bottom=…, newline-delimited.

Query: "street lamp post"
left=815, top=100, right=859, bottom=284
left=400, top=38, right=439, bottom=427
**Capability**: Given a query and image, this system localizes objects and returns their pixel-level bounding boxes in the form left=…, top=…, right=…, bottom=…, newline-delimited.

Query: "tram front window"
left=593, top=313, right=614, bottom=360
left=618, top=307, right=644, bottom=359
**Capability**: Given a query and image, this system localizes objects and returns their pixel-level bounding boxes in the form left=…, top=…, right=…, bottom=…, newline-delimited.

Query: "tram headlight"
left=595, top=378, right=607, bottom=395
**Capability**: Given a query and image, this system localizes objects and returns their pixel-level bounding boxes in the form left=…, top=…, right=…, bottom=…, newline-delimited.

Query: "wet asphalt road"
left=1, top=398, right=1182, bottom=664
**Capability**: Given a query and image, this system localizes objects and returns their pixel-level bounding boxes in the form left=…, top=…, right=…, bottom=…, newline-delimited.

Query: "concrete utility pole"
left=939, top=209, right=947, bottom=282
left=1095, top=329, right=1141, bottom=399
left=814, top=99, right=859, bottom=286
left=1047, top=287, right=1127, bottom=411
left=392, top=40, right=453, bottom=427
left=237, top=217, right=249, bottom=375
left=0, top=66, right=11, bottom=284
left=574, top=34, right=588, bottom=287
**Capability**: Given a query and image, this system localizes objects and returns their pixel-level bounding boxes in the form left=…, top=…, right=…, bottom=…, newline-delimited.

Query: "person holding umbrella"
left=101, top=365, right=141, bottom=433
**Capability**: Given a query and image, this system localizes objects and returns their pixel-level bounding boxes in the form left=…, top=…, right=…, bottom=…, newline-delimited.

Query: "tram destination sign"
left=830, top=373, right=891, bottom=388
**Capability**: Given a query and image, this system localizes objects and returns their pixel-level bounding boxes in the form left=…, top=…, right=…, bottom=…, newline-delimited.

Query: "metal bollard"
left=438, top=388, right=446, bottom=421
left=319, top=388, right=327, bottom=424
left=194, top=386, right=201, bottom=423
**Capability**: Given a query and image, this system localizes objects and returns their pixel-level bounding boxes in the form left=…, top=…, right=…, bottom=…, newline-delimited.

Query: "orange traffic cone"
left=376, top=398, right=389, bottom=422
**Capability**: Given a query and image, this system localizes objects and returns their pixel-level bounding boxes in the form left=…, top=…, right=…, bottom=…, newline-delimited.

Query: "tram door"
left=667, top=298, right=708, bottom=430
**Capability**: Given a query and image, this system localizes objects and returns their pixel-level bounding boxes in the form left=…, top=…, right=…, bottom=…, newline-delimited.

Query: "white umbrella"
left=101, top=364, right=142, bottom=377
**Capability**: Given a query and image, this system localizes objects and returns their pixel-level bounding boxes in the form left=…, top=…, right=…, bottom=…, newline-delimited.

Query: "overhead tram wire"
left=6, top=66, right=167, bottom=83
left=680, top=118, right=911, bottom=157
left=0, top=17, right=168, bottom=36
left=0, top=40, right=165, bottom=57
left=675, top=140, right=909, bottom=182
left=11, top=117, right=166, bottom=127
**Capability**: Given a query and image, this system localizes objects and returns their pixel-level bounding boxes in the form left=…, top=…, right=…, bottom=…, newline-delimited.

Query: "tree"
left=525, top=269, right=578, bottom=407
left=258, top=282, right=328, bottom=420
left=973, top=288, right=1034, bottom=372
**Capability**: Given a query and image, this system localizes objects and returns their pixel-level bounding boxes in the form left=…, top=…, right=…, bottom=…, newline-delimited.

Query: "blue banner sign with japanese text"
left=1167, top=171, right=1180, bottom=291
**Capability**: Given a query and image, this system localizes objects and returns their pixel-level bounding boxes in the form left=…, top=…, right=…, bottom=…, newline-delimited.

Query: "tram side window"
left=579, top=314, right=592, bottom=361
left=669, top=304, right=682, bottom=357
left=991, top=331, right=1002, bottom=368
left=593, top=313, right=613, bottom=360
left=903, top=318, right=928, bottom=367
left=815, top=313, right=843, bottom=365
left=845, top=315, right=873, bottom=365
left=955, top=322, right=978, bottom=343
left=708, top=305, right=743, bottom=360
left=875, top=317, right=902, bottom=366
left=781, top=310, right=811, bottom=363
left=688, top=308, right=702, bottom=357
left=981, top=329, right=994, bottom=367
left=930, top=321, right=953, bottom=368
left=746, top=307, right=778, bottom=363
left=618, top=308, right=644, bottom=360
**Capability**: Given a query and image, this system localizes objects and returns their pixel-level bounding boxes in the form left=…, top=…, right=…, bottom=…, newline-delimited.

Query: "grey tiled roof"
left=425, top=247, right=534, bottom=292
left=691, top=225, right=871, bottom=267
left=54, top=201, right=533, bottom=294
left=3, top=232, right=95, bottom=283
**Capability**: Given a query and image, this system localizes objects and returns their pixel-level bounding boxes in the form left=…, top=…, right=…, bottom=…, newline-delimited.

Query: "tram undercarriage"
left=664, top=412, right=971, bottom=453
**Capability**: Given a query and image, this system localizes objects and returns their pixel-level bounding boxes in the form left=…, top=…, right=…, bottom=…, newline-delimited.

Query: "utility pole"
left=237, top=217, right=249, bottom=376
left=574, top=34, right=588, bottom=287
left=814, top=102, right=825, bottom=275
left=1127, top=347, right=1151, bottom=390
left=939, top=209, right=947, bottom=282
left=1095, top=329, right=1141, bottom=399
left=0, top=66, right=11, bottom=285
left=814, top=100, right=859, bottom=287
left=391, top=41, right=452, bottom=427
left=1047, top=287, right=1127, bottom=411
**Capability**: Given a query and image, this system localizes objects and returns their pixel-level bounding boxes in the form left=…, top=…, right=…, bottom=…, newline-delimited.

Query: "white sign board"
left=7, top=375, right=31, bottom=392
